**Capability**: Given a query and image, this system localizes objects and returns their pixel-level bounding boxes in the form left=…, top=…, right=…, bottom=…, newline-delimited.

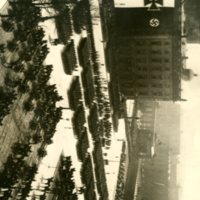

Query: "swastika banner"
left=114, top=0, right=175, bottom=8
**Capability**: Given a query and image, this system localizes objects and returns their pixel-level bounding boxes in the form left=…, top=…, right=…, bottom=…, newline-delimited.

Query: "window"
left=151, top=41, right=162, bottom=45
left=151, top=75, right=156, bottom=79
left=151, top=58, right=162, bottom=63
left=122, top=82, right=133, bottom=88
left=164, top=67, right=170, bottom=71
left=151, top=50, right=162, bottom=55
left=152, top=66, right=162, bottom=71
left=153, top=92, right=157, bottom=96
left=152, top=83, right=162, bottom=88
left=137, top=67, right=143, bottom=71
left=137, top=58, right=146, bottom=63
left=165, top=84, right=171, bottom=88
left=151, top=75, right=162, bottom=80
left=164, top=58, right=170, bottom=63
left=153, top=91, right=163, bottom=96
left=164, top=75, right=171, bottom=80
left=145, top=108, right=153, bottom=112
left=127, top=66, right=132, bottom=71
left=121, top=58, right=131, bottom=65
left=143, top=123, right=151, bottom=127
left=164, top=50, right=170, bottom=54
left=137, top=49, right=146, bottom=54
left=124, top=89, right=134, bottom=96
left=139, top=91, right=148, bottom=96
left=119, top=46, right=131, bottom=52
left=164, top=41, right=170, bottom=45
left=137, top=74, right=147, bottom=79
left=138, top=83, right=146, bottom=88
left=164, top=92, right=171, bottom=96
left=137, top=66, right=147, bottom=71
left=136, top=41, right=146, bottom=45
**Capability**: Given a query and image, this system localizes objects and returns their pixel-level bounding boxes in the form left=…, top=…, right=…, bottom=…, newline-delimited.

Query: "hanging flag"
left=115, top=0, right=145, bottom=7
left=114, top=0, right=175, bottom=8
left=144, top=0, right=163, bottom=6
left=163, top=0, right=175, bottom=7
left=145, top=0, right=163, bottom=11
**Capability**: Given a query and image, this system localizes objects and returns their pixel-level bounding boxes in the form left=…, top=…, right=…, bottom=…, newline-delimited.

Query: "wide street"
left=123, top=100, right=140, bottom=200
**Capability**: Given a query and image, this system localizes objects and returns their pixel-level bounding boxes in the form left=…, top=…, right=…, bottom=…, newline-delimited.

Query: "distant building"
left=141, top=145, right=169, bottom=200
left=103, top=0, right=182, bottom=101
left=140, top=102, right=181, bottom=200
left=137, top=100, right=157, bottom=158
left=137, top=129, right=155, bottom=158
left=184, top=0, right=200, bottom=43
left=137, top=100, right=157, bottom=132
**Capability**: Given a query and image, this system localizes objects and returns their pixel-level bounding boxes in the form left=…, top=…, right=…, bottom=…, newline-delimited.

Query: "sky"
left=180, top=44, right=200, bottom=200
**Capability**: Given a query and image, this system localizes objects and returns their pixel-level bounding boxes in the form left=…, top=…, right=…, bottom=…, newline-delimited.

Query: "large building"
left=140, top=102, right=181, bottom=200
left=103, top=0, right=182, bottom=101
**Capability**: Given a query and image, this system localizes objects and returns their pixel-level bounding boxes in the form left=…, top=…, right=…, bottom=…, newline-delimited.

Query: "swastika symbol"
left=149, top=18, right=160, bottom=27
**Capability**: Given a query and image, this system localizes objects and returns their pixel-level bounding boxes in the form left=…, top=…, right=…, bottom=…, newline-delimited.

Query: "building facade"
left=137, top=100, right=157, bottom=158
left=104, top=0, right=182, bottom=101
left=140, top=102, right=181, bottom=200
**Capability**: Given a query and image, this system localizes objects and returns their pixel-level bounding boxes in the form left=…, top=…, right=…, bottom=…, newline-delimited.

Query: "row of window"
left=136, top=74, right=171, bottom=80
left=118, top=65, right=171, bottom=72
left=122, top=81, right=170, bottom=86
left=136, top=49, right=171, bottom=55
left=138, top=91, right=171, bottom=97
left=120, top=78, right=171, bottom=86
left=140, top=123, right=153, bottom=127
left=136, top=58, right=171, bottom=63
left=135, top=40, right=171, bottom=46
left=118, top=58, right=172, bottom=66
left=122, top=89, right=171, bottom=97
left=137, top=83, right=171, bottom=88
left=136, top=66, right=171, bottom=71
left=118, top=49, right=171, bottom=58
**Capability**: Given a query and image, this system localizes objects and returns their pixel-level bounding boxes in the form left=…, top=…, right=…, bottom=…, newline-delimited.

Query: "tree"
left=12, top=143, right=31, bottom=156
left=37, top=147, right=47, bottom=158
left=13, top=29, right=27, bottom=42
left=0, top=43, right=5, bottom=53
left=29, top=120, right=38, bottom=131
left=1, top=19, right=14, bottom=32
left=7, top=40, right=18, bottom=52
left=72, top=0, right=90, bottom=33
left=51, top=156, right=78, bottom=199
left=45, top=138, right=53, bottom=145
left=23, top=100, right=34, bottom=112
left=31, top=133, right=42, bottom=144
left=0, top=87, right=16, bottom=125
left=24, top=67, right=37, bottom=81
left=18, top=82, right=30, bottom=93
left=4, top=74, right=21, bottom=88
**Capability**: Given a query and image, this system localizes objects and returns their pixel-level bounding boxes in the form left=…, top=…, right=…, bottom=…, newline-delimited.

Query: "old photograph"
left=0, top=0, right=199, bottom=199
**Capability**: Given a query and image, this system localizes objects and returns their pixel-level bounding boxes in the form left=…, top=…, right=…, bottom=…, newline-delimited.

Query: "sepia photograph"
left=0, top=0, right=199, bottom=199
